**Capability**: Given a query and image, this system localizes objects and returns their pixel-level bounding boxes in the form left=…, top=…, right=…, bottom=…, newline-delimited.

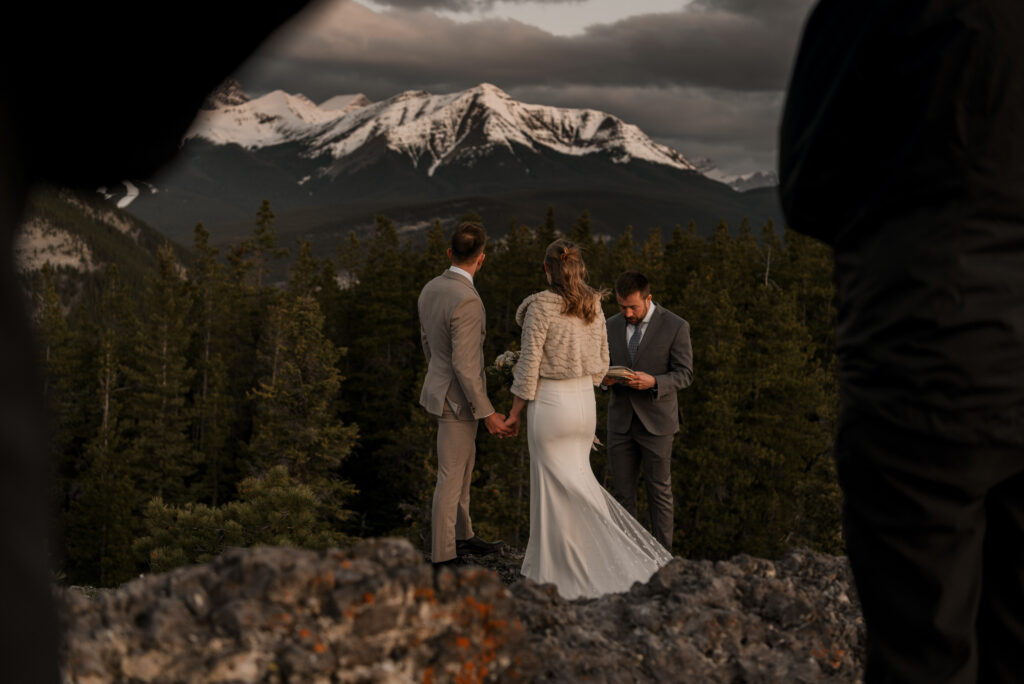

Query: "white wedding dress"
left=520, top=375, right=673, bottom=600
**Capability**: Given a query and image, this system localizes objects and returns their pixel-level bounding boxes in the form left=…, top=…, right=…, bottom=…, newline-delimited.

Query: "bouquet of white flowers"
left=489, top=349, right=520, bottom=387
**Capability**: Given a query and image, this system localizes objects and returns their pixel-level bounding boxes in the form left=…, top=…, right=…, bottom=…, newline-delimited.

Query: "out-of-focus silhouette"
left=780, top=1, right=1024, bottom=681
left=0, top=3, right=311, bottom=680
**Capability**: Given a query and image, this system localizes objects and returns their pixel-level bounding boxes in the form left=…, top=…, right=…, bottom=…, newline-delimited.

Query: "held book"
left=605, top=365, right=637, bottom=380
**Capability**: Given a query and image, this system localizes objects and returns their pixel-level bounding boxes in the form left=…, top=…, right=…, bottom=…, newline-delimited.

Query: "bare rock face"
left=57, top=539, right=864, bottom=683
left=505, top=550, right=863, bottom=683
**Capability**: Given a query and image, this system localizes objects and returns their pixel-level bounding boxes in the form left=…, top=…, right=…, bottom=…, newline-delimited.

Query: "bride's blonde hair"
left=545, top=239, right=607, bottom=323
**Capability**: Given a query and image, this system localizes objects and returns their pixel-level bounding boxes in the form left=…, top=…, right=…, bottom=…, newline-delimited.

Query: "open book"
left=605, top=365, right=637, bottom=380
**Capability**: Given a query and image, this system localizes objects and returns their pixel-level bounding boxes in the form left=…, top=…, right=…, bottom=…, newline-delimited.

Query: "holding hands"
left=494, top=394, right=527, bottom=439
left=503, top=413, right=521, bottom=437
left=484, top=412, right=515, bottom=438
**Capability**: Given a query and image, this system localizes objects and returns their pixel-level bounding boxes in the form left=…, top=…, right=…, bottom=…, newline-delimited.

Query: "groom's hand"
left=484, top=412, right=510, bottom=436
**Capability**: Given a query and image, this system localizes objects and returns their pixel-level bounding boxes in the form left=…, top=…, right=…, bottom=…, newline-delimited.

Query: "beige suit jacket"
left=418, top=270, right=494, bottom=420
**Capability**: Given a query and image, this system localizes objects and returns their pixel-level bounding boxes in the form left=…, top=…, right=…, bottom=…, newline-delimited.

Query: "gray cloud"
left=692, top=0, right=813, bottom=15
left=254, top=0, right=811, bottom=93
left=370, top=0, right=585, bottom=9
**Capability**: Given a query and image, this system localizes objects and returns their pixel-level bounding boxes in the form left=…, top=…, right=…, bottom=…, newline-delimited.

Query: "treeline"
left=32, top=201, right=839, bottom=587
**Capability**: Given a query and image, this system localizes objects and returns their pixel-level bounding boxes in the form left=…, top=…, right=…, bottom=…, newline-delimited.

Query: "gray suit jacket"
left=418, top=270, right=495, bottom=420
left=606, top=304, right=693, bottom=435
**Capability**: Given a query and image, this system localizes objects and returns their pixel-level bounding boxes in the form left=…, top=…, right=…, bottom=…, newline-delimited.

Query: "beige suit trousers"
left=432, top=402, right=478, bottom=562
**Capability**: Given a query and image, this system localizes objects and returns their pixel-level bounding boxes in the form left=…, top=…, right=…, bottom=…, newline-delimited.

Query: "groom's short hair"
left=615, top=271, right=651, bottom=299
left=451, top=220, right=487, bottom=264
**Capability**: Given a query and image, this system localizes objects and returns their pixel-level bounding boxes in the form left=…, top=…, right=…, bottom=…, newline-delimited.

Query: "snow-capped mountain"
left=183, top=82, right=699, bottom=181
left=728, top=171, right=779, bottom=193
left=120, top=82, right=782, bottom=249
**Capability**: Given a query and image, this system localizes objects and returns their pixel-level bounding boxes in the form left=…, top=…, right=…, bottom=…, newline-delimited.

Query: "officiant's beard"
left=625, top=301, right=650, bottom=325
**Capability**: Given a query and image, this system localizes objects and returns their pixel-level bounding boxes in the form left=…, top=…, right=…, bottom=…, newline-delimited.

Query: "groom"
left=418, top=220, right=509, bottom=567
left=603, top=270, right=693, bottom=550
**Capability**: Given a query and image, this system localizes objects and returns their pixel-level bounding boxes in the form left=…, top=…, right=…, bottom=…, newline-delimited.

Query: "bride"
left=504, top=239, right=672, bottom=599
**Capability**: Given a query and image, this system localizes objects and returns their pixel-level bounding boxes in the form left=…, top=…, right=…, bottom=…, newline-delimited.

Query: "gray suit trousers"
left=432, top=402, right=478, bottom=562
left=608, top=413, right=674, bottom=550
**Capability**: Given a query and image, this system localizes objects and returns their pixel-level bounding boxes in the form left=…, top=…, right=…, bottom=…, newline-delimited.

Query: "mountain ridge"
left=116, top=82, right=782, bottom=248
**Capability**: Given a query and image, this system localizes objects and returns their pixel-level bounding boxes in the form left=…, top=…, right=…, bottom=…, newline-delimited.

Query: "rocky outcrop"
left=57, top=539, right=864, bottom=683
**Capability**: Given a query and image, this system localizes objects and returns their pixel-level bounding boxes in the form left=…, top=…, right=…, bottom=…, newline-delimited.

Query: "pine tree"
left=568, top=209, right=594, bottom=249
left=537, top=205, right=558, bottom=246
left=65, top=265, right=139, bottom=585
left=248, top=293, right=357, bottom=520
left=336, top=231, right=362, bottom=289
left=34, top=264, right=83, bottom=523
left=334, top=216, right=426, bottom=535
left=476, top=221, right=546, bottom=353
left=588, top=236, right=614, bottom=291
left=611, top=225, right=640, bottom=273
left=189, top=223, right=232, bottom=505
left=136, top=465, right=353, bottom=573
left=641, top=228, right=666, bottom=294
left=286, top=239, right=322, bottom=298
left=422, top=219, right=449, bottom=276
left=251, top=199, right=289, bottom=289
left=125, top=242, right=197, bottom=504
left=35, top=264, right=68, bottom=403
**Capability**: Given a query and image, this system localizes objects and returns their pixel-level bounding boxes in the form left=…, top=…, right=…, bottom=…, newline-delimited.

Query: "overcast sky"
left=231, top=0, right=816, bottom=177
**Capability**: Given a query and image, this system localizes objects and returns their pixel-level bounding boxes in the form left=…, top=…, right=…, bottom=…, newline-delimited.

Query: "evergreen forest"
left=28, top=195, right=840, bottom=587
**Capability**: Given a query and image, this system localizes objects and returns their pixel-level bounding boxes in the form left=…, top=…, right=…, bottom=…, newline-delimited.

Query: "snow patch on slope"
left=65, top=192, right=140, bottom=239
left=116, top=181, right=140, bottom=208
left=15, top=218, right=98, bottom=273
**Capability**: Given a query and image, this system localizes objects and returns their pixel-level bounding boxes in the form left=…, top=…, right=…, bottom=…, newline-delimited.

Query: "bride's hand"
left=504, top=413, right=521, bottom=437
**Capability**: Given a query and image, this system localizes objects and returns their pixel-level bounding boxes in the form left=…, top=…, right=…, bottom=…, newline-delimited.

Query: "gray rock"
left=57, top=539, right=864, bottom=682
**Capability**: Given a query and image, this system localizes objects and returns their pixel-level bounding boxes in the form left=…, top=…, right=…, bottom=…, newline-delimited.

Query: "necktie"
left=628, top=322, right=643, bottom=366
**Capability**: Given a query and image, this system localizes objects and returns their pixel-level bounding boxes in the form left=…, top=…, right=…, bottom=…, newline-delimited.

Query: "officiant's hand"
left=627, top=371, right=656, bottom=391
left=601, top=375, right=619, bottom=385
left=484, top=412, right=513, bottom=437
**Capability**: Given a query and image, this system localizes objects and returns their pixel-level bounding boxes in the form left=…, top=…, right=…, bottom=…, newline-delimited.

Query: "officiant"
left=601, top=270, right=693, bottom=551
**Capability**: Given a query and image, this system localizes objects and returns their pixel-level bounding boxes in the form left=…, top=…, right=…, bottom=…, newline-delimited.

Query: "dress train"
left=520, top=376, right=672, bottom=599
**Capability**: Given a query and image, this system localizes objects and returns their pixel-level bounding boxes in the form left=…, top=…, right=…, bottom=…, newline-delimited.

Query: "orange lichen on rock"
left=462, top=596, right=491, bottom=619
left=810, top=646, right=846, bottom=670
left=454, top=660, right=478, bottom=684
left=268, top=612, right=293, bottom=628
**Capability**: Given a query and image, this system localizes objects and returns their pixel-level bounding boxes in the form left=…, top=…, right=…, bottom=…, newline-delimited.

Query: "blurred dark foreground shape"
left=779, top=1, right=1024, bottom=682
left=0, top=3, right=312, bottom=680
